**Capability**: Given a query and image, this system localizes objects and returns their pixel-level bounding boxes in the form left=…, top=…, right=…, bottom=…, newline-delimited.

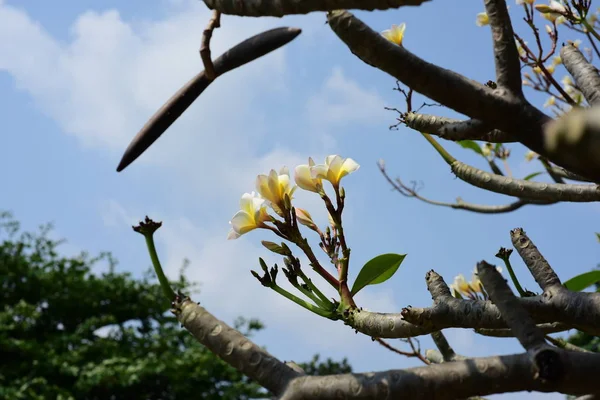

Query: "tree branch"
left=200, top=10, right=222, bottom=81
left=451, top=160, right=600, bottom=202
left=116, top=27, right=301, bottom=172
left=202, top=0, right=430, bottom=17
left=378, top=162, right=556, bottom=213
left=476, top=322, right=570, bottom=337
left=348, top=270, right=600, bottom=338
left=510, top=228, right=562, bottom=290
left=484, top=0, right=523, bottom=96
left=172, top=295, right=301, bottom=395
left=403, top=113, right=517, bottom=142
left=279, top=351, right=600, bottom=399
left=561, top=43, right=600, bottom=106
left=430, top=331, right=465, bottom=361
left=326, top=9, right=600, bottom=182
left=326, top=10, right=523, bottom=125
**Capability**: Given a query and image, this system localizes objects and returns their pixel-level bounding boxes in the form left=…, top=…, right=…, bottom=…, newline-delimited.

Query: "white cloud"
left=5, top=0, right=415, bottom=372
left=306, top=66, right=388, bottom=127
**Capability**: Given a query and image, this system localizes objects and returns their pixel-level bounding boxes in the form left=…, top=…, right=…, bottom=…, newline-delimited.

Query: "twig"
left=200, top=10, right=222, bottom=81
left=374, top=338, right=430, bottom=365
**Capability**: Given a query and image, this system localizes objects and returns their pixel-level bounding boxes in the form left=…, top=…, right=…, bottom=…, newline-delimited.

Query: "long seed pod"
left=117, top=27, right=301, bottom=172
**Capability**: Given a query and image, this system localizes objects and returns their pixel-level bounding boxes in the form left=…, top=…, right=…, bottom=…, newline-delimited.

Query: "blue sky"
left=1, top=0, right=597, bottom=398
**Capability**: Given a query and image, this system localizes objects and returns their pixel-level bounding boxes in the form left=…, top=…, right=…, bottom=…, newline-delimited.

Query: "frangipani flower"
left=381, top=23, right=406, bottom=46
left=451, top=266, right=504, bottom=299
left=227, top=192, right=271, bottom=240
left=311, top=155, right=360, bottom=188
left=476, top=12, right=490, bottom=27
left=544, top=96, right=556, bottom=108
left=294, top=158, right=322, bottom=193
left=449, top=274, right=471, bottom=296
left=525, top=150, right=539, bottom=162
left=537, top=1, right=567, bottom=22
left=256, top=167, right=296, bottom=214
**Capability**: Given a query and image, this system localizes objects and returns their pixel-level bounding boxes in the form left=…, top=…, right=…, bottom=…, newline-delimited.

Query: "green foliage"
left=298, top=355, right=352, bottom=376
left=523, top=171, right=544, bottom=181
left=351, top=253, right=406, bottom=296
left=0, top=212, right=351, bottom=400
left=563, top=270, right=600, bottom=292
left=456, top=140, right=484, bottom=156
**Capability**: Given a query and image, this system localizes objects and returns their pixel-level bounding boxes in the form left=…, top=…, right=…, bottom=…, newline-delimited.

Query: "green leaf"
left=523, top=171, right=544, bottom=181
left=457, top=140, right=483, bottom=155
left=596, top=233, right=600, bottom=243
left=564, top=271, right=600, bottom=292
left=351, top=253, right=406, bottom=296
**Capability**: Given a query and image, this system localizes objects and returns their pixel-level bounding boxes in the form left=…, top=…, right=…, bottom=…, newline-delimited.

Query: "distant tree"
left=0, top=212, right=351, bottom=400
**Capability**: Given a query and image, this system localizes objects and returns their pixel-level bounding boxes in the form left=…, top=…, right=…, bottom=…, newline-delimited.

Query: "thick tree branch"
left=327, top=9, right=600, bottom=182
left=476, top=322, right=570, bottom=337
left=327, top=10, right=527, bottom=125
left=279, top=351, right=600, bottom=399
left=545, top=165, right=591, bottom=182
left=403, top=113, right=517, bottom=142
left=202, top=0, right=429, bottom=17
left=348, top=270, right=600, bottom=338
left=484, top=0, right=523, bottom=96
left=116, top=27, right=301, bottom=172
left=561, top=44, right=600, bottom=106
left=173, top=295, right=300, bottom=395
left=478, top=261, right=574, bottom=384
left=477, top=262, right=546, bottom=350
left=510, top=228, right=561, bottom=290
left=430, top=331, right=465, bottom=361
left=451, top=160, right=600, bottom=202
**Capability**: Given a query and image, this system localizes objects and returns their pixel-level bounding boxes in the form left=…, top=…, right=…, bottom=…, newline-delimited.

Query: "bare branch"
left=545, top=165, right=592, bottom=182
left=173, top=295, right=301, bottom=394
left=403, top=113, right=517, bottom=142
left=510, top=228, right=561, bottom=290
left=477, top=261, right=546, bottom=351
left=280, top=351, right=600, bottom=399
left=200, top=10, right=222, bottom=81
left=378, top=162, right=556, bottom=213
left=476, top=322, right=571, bottom=337
left=484, top=0, right=523, bottom=96
left=374, top=338, right=430, bottom=365
left=116, top=27, right=301, bottom=172
left=326, top=10, right=518, bottom=123
left=202, top=0, right=429, bottom=17
left=349, top=270, right=600, bottom=338
left=326, top=9, right=600, bottom=182
left=451, top=160, right=600, bottom=202
left=561, top=43, right=600, bottom=106
left=430, top=331, right=465, bottom=361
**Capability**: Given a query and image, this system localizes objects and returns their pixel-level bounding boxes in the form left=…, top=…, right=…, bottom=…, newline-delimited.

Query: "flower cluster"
left=227, top=155, right=359, bottom=239
left=449, top=266, right=502, bottom=300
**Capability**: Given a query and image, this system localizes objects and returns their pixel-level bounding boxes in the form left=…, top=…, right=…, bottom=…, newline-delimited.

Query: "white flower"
left=381, top=23, right=406, bottom=46
left=228, top=192, right=271, bottom=240
left=310, top=155, right=360, bottom=187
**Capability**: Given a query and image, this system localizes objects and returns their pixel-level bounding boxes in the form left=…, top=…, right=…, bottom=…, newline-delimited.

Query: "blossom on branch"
left=381, top=23, right=406, bottom=46
left=228, top=192, right=271, bottom=240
